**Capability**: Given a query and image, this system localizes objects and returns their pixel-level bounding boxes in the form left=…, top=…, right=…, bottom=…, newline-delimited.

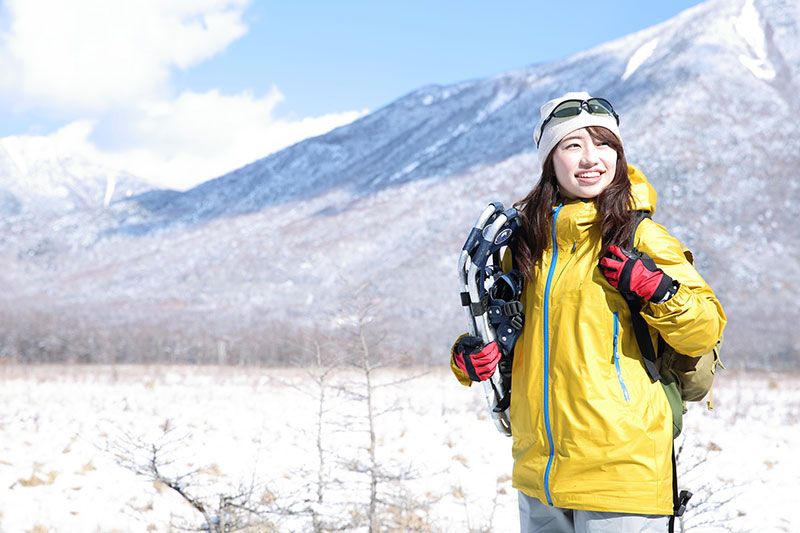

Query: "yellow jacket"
left=452, top=165, right=726, bottom=514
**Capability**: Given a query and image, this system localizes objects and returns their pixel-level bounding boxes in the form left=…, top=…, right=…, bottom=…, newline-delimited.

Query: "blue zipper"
left=613, top=312, right=630, bottom=402
left=542, top=204, right=562, bottom=506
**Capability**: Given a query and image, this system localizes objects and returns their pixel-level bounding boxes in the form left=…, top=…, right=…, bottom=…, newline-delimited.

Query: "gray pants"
left=519, top=491, right=670, bottom=533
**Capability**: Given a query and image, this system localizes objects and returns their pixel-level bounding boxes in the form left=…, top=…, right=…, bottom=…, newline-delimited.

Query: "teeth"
left=576, top=171, right=601, bottom=178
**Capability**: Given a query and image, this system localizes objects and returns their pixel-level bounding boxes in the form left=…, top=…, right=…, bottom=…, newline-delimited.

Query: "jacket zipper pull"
left=571, top=240, right=577, bottom=253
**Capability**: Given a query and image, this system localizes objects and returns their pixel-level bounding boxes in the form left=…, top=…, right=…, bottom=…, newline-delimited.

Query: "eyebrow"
left=559, top=135, right=584, bottom=143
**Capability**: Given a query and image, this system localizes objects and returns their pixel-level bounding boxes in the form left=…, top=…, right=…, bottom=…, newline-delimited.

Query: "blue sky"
left=0, top=0, right=705, bottom=189
left=179, top=1, right=706, bottom=118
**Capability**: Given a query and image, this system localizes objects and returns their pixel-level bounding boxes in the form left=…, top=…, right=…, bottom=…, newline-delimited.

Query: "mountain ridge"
left=2, top=0, right=797, bottom=367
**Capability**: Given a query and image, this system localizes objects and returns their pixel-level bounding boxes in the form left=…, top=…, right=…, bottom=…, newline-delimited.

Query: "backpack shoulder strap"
left=624, top=211, right=661, bottom=382
left=630, top=210, right=651, bottom=248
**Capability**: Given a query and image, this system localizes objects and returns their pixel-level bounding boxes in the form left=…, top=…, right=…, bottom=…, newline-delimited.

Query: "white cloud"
left=0, top=0, right=250, bottom=113
left=49, top=90, right=368, bottom=190
left=0, top=0, right=369, bottom=191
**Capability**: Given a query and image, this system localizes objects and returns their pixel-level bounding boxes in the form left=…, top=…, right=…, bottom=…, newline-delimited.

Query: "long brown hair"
left=512, top=126, right=637, bottom=282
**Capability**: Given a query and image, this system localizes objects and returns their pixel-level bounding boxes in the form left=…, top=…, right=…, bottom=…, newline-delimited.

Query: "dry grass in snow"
left=0, top=365, right=797, bottom=532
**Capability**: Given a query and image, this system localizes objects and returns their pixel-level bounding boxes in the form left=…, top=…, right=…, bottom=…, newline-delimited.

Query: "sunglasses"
left=536, top=98, right=619, bottom=146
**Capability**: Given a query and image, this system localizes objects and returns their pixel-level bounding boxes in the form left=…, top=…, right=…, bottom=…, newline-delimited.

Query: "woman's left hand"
left=599, top=245, right=676, bottom=303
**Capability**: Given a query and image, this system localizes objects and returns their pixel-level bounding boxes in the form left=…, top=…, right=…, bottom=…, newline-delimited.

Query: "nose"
left=580, top=143, right=600, bottom=166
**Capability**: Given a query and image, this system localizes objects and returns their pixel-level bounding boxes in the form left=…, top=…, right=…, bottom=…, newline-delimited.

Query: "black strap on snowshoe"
left=489, top=269, right=523, bottom=414
left=481, top=212, right=519, bottom=402
left=469, top=294, right=490, bottom=316
left=487, top=270, right=524, bottom=355
left=503, top=301, right=523, bottom=319
left=458, top=203, right=523, bottom=435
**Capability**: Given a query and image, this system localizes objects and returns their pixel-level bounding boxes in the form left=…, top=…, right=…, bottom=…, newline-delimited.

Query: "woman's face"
left=552, top=128, right=617, bottom=199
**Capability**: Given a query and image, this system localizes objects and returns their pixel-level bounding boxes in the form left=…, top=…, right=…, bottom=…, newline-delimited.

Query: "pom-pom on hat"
left=533, top=91, right=622, bottom=171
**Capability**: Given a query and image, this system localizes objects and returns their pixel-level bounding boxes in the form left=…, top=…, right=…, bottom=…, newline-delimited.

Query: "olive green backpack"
left=658, top=336, right=724, bottom=437
left=626, top=212, right=724, bottom=439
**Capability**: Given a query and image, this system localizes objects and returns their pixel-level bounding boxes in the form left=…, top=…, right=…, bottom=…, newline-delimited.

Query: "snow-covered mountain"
left=0, top=135, right=152, bottom=217
left=3, top=0, right=798, bottom=367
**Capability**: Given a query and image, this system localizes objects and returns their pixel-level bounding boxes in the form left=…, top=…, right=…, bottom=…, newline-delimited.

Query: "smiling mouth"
left=575, top=170, right=604, bottom=184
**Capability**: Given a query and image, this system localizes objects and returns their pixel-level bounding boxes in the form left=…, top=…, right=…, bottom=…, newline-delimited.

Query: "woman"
left=451, top=92, right=726, bottom=532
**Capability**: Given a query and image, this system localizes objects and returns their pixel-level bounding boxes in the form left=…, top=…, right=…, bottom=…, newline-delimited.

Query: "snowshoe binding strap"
left=458, top=202, right=524, bottom=436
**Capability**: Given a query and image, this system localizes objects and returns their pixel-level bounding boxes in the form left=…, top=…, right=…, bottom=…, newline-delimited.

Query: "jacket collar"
left=552, top=164, right=657, bottom=248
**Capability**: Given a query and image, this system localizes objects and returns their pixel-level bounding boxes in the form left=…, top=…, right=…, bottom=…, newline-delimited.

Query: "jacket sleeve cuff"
left=645, top=282, right=692, bottom=317
left=450, top=357, right=473, bottom=386
left=450, top=334, right=473, bottom=387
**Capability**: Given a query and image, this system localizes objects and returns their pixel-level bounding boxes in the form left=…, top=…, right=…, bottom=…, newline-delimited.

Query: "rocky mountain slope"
left=2, top=0, right=797, bottom=367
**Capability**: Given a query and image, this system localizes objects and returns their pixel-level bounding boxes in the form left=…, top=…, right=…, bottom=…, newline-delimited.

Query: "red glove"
left=599, top=245, right=677, bottom=302
left=452, top=335, right=501, bottom=381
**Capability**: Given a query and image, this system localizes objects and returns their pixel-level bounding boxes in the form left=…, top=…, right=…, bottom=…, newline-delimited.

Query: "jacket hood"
left=552, top=163, right=657, bottom=247
left=628, top=164, right=657, bottom=215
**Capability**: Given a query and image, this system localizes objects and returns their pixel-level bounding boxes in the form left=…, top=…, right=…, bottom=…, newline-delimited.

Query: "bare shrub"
left=106, top=426, right=284, bottom=532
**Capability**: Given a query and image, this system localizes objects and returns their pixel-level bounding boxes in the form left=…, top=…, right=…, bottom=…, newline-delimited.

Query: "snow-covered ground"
left=0, top=365, right=797, bottom=532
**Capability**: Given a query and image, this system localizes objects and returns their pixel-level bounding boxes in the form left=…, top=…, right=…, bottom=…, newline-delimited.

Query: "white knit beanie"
left=533, top=91, right=622, bottom=172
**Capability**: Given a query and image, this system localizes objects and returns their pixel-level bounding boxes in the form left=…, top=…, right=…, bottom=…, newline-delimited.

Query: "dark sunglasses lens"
left=587, top=98, right=613, bottom=115
left=552, top=101, right=582, bottom=118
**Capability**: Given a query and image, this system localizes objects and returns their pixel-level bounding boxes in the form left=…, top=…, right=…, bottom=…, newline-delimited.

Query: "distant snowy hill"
left=2, top=0, right=798, bottom=367
left=0, top=135, right=151, bottom=216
